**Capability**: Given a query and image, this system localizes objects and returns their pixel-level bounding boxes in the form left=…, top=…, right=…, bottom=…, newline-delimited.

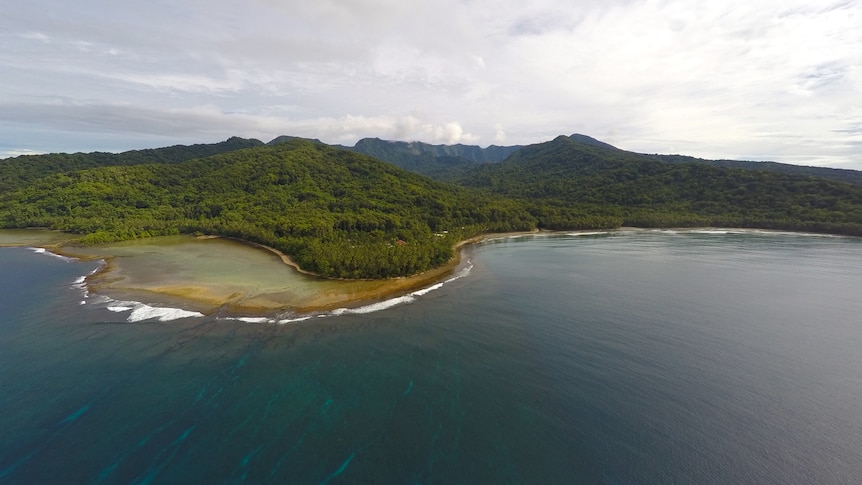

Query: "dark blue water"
left=2, top=230, right=862, bottom=484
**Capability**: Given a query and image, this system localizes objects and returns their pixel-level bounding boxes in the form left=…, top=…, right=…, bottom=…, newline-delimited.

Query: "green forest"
left=0, top=140, right=533, bottom=278
left=2, top=135, right=862, bottom=279
left=448, top=136, right=862, bottom=235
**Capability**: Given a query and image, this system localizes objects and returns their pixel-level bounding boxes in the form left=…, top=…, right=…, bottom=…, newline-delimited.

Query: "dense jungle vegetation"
left=2, top=135, right=862, bottom=279
left=0, top=140, right=534, bottom=278
left=0, top=137, right=263, bottom=193
left=448, top=136, right=862, bottom=235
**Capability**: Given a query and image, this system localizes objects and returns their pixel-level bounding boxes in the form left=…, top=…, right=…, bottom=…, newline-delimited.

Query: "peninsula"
left=2, top=133, right=862, bottom=312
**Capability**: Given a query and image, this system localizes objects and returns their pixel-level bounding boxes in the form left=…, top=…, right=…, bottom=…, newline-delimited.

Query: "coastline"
left=29, top=230, right=540, bottom=316
left=8, top=226, right=835, bottom=319
left=198, top=230, right=541, bottom=313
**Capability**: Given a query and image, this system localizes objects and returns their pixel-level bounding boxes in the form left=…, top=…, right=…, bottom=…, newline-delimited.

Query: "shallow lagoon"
left=64, top=235, right=383, bottom=313
left=6, top=233, right=467, bottom=316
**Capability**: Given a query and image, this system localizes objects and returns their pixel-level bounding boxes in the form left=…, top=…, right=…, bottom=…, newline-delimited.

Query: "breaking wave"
left=28, top=247, right=76, bottom=262
left=654, top=228, right=842, bottom=238
left=105, top=301, right=204, bottom=322
left=330, top=295, right=417, bottom=315
left=229, top=316, right=314, bottom=325
left=223, top=261, right=475, bottom=324
left=565, top=231, right=610, bottom=237
left=71, top=262, right=104, bottom=305
left=323, top=260, right=475, bottom=317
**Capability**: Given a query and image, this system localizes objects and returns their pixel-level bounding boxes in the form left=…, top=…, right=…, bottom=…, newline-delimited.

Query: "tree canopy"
left=3, top=135, right=862, bottom=279
left=0, top=140, right=533, bottom=278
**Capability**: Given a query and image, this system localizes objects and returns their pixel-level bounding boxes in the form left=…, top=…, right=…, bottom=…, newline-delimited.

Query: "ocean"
left=1, top=229, right=861, bottom=484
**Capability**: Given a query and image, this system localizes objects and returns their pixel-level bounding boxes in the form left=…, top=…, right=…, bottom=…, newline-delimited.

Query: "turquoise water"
left=1, top=230, right=861, bottom=483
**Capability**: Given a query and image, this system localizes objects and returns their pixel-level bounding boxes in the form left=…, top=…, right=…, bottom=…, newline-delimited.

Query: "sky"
left=1, top=0, right=860, bottom=168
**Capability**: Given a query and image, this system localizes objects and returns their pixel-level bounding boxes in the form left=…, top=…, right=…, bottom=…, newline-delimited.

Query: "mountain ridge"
left=342, top=133, right=862, bottom=186
left=5, top=133, right=859, bottom=186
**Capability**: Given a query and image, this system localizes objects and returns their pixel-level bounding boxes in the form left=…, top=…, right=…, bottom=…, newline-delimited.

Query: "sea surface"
left=1, top=229, right=861, bottom=484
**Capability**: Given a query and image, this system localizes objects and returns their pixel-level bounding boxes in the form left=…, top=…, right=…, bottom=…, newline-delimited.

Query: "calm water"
left=1, top=230, right=861, bottom=484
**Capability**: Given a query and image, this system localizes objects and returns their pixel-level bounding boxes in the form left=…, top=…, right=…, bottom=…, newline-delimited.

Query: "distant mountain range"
left=8, top=132, right=855, bottom=187
left=266, top=133, right=862, bottom=186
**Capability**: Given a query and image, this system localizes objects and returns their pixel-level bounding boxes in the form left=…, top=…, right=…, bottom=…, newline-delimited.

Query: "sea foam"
left=278, top=316, right=312, bottom=324
left=565, top=231, right=610, bottom=237
left=408, top=261, right=473, bottom=298
left=234, top=317, right=272, bottom=324
left=654, top=228, right=843, bottom=238
left=70, top=262, right=104, bottom=303
left=689, top=229, right=733, bottom=235
left=28, top=247, right=76, bottom=262
left=323, top=261, right=475, bottom=317
left=330, top=295, right=417, bottom=315
left=106, top=300, right=204, bottom=322
left=226, top=260, right=476, bottom=324
left=411, top=282, right=444, bottom=297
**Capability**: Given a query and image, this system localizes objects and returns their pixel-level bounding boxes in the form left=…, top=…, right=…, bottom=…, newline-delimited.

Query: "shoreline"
left=4, top=226, right=841, bottom=318
left=43, top=230, right=540, bottom=316
left=209, top=230, right=541, bottom=313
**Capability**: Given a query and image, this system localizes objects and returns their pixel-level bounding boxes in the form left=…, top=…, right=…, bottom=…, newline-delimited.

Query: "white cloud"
left=494, top=125, right=507, bottom=144
left=20, top=32, right=50, bottom=43
left=0, top=0, right=859, bottom=167
left=0, top=148, right=45, bottom=159
left=0, top=101, right=480, bottom=149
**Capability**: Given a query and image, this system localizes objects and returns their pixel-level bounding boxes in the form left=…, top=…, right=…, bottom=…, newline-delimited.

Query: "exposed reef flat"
left=52, top=234, right=489, bottom=315
left=0, top=229, right=75, bottom=247
left=1, top=229, right=536, bottom=316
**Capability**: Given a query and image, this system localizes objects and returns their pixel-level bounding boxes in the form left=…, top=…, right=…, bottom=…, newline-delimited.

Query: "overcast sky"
left=1, top=0, right=860, bottom=168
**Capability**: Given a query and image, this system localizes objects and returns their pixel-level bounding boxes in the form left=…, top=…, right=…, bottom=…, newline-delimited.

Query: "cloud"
left=0, top=148, right=45, bottom=159
left=20, top=32, right=50, bottom=43
left=0, top=100, right=479, bottom=149
left=0, top=0, right=860, bottom=168
left=494, top=125, right=507, bottom=144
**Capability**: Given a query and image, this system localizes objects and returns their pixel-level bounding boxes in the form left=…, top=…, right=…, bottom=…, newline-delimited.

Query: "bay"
left=1, top=229, right=861, bottom=484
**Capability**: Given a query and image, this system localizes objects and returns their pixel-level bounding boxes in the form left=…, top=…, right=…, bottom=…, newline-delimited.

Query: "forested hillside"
left=653, top=154, right=862, bottom=186
left=362, top=133, right=862, bottom=187
left=0, top=136, right=263, bottom=193
left=0, top=140, right=533, bottom=278
left=452, top=136, right=862, bottom=234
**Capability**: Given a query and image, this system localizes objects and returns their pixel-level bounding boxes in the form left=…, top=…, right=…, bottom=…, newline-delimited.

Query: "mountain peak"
left=566, top=134, right=619, bottom=150
left=267, top=135, right=324, bottom=146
